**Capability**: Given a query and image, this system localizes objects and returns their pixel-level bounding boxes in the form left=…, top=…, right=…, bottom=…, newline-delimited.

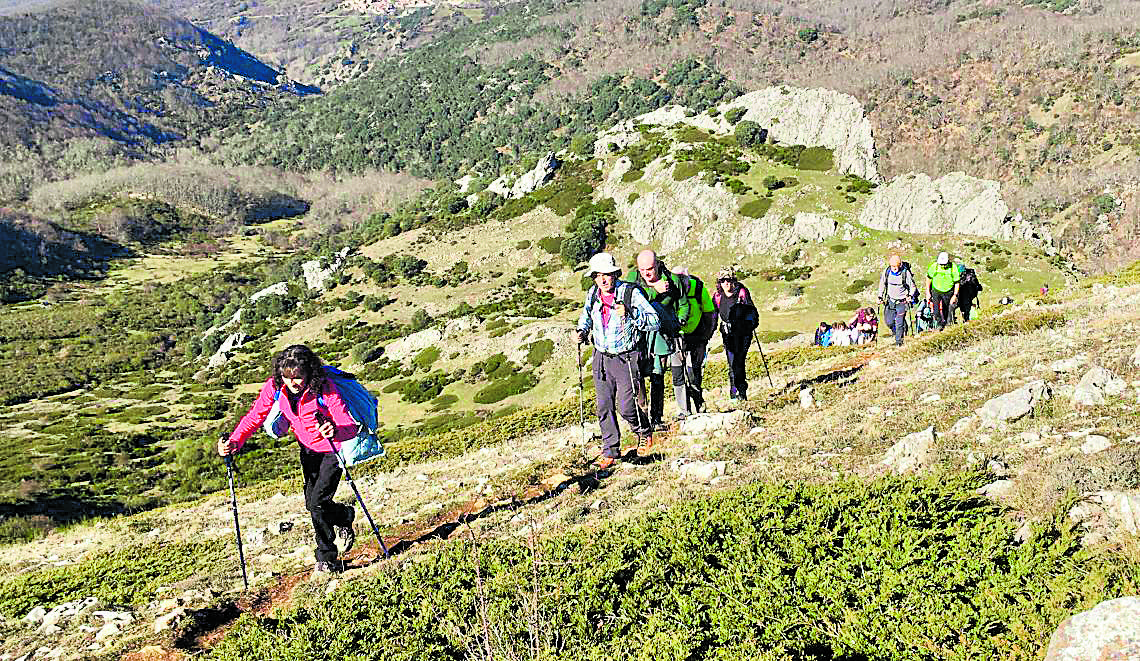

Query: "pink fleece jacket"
left=228, top=377, right=359, bottom=453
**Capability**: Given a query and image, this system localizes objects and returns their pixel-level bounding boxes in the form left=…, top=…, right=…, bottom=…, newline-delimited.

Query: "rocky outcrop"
left=859, top=172, right=1035, bottom=241
left=488, top=152, right=560, bottom=199
left=791, top=213, right=838, bottom=242
left=248, top=281, right=288, bottom=304
left=207, top=331, right=247, bottom=368
left=384, top=327, right=443, bottom=363
left=1045, top=597, right=1140, bottom=661
left=722, top=87, right=879, bottom=180
left=302, top=247, right=351, bottom=290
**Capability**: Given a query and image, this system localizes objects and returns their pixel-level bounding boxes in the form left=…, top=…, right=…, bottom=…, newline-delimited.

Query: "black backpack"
left=961, top=267, right=981, bottom=290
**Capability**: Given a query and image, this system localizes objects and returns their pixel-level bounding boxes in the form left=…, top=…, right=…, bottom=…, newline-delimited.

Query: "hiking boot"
left=595, top=455, right=618, bottom=470
left=313, top=560, right=341, bottom=576
left=334, top=506, right=356, bottom=555
left=636, top=434, right=655, bottom=457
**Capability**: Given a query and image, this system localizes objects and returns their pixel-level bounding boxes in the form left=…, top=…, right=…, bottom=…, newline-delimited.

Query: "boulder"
left=1045, top=597, right=1140, bottom=661
left=791, top=213, right=838, bottom=242
left=154, top=607, right=186, bottom=633
left=676, top=410, right=749, bottom=437
left=1068, top=490, right=1140, bottom=544
left=859, top=172, right=1030, bottom=241
left=799, top=387, right=815, bottom=409
left=24, top=605, right=47, bottom=625
left=977, top=479, right=1015, bottom=500
left=879, top=426, right=936, bottom=475
left=671, top=458, right=729, bottom=482
left=1080, top=435, right=1113, bottom=454
left=1072, top=366, right=1126, bottom=406
left=1049, top=356, right=1086, bottom=373
left=976, top=380, right=1051, bottom=426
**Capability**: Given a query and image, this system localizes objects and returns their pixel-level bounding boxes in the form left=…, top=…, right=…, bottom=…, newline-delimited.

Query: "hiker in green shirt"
left=624, top=249, right=692, bottom=430
left=926, top=251, right=961, bottom=330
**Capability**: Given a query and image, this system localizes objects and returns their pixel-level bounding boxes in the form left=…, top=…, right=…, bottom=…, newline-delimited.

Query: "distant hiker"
left=957, top=266, right=983, bottom=321
left=575, top=252, right=660, bottom=468
left=1000, top=295, right=1014, bottom=305
left=878, top=253, right=918, bottom=346
left=1041, top=283, right=1049, bottom=297
left=623, top=249, right=691, bottom=428
left=218, top=344, right=358, bottom=575
left=830, top=321, right=853, bottom=347
left=813, top=321, right=830, bottom=347
left=926, top=252, right=961, bottom=330
left=674, top=266, right=717, bottom=413
left=849, top=307, right=878, bottom=344
left=712, top=267, right=758, bottom=401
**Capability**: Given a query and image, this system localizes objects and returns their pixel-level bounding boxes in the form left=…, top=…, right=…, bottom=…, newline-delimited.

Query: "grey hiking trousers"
left=593, top=348, right=649, bottom=458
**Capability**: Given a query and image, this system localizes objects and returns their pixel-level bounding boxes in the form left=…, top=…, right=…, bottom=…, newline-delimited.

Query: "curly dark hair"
left=272, top=344, right=326, bottom=395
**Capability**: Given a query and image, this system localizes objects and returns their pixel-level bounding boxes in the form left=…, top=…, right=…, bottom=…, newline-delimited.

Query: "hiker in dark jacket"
left=218, top=344, right=358, bottom=575
left=713, top=267, right=758, bottom=401
left=878, top=253, right=918, bottom=346
left=623, top=249, right=692, bottom=429
left=575, top=252, right=661, bottom=468
left=957, top=266, right=982, bottom=321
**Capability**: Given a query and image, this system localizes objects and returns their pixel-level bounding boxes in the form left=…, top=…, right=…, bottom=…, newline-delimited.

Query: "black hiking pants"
left=299, top=446, right=353, bottom=564
left=932, top=289, right=954, bottom=329
left=722, top=332, right=750, bottom=399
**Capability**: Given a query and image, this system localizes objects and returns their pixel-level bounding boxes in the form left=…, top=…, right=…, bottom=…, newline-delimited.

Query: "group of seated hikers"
left=814, top=251, right=985, bottom=348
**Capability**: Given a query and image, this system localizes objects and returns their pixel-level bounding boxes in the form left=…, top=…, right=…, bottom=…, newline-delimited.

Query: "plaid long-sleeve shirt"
left=577, top=282, right=660, bottom=354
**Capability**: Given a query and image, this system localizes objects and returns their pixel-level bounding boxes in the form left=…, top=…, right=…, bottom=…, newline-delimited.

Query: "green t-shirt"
left=927, top=262, right=961, bottom=293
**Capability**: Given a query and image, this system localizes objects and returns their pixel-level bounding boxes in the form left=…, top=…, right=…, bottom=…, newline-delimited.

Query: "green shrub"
left=734, top=120, right=766, bottom=147
left=400, top=372, right=453, bottom=403
left=621, top=168, right=645, bottom=183
left=798, top=26, right=819, bottom=42
left=525, top=339, right=555, bottom=367
left=382, top=379, right=409, bottom=394
left=627, top=192, right=640, bottom=204
left=673, top=162, right=700, bottom=181
left=985, top=257, right=1008, bottom=272
left=428, top=394, right=458, bottom=411
left=912, top=310, right=1067, bottom=356
left=762, top=175, right=785, bottom=191
left=515, top=240, right=532, bottom=250
left=674, top=125, right=712, bottom=143
left=0, top=540, right=225, bottom=616
left=537, top=236, right=564, bottom=255
left=798, top=146, right=834, bottom=170
left=724, top=107, right=746, bottom=124
left=485, top=318, right=508, bottom=331
left=845, top=279, right=872, bottom=294
left=1092, top=193, right=1117, bottom=215
left=209, top=474, right=1137, bottom=661
left=739, top=198, right=772, bottom=218
left=837, top=298, right=861, bottom=311
left=412, top=346, right=440, bottom=371
left=473, top=372, right=539, bottom=404
left=829, top=243, right=849, bottom=253
left=755, top=330, right=798, bottom=343
left=780, top=247, right=803, bottom=265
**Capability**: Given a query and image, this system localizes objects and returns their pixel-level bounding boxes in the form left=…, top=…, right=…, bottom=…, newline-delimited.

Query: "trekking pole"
left=223, top=451, right=249, bottom=592
left=329, top=446, right=391, bottom=559
left=576, top=339, right=588, bottom=445
left=752, top=331, right=775, bottom=389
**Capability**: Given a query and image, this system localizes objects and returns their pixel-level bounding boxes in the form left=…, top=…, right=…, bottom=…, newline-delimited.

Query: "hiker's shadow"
left=620, top=450, right=666, bottom=467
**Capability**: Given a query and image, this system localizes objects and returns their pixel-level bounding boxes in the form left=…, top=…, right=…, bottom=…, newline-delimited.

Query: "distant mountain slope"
left=0, top=0, right=317, bottom=154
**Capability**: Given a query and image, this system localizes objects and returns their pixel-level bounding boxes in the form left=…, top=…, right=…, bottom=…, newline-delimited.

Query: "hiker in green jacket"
left=675, top=266, right=717, bottom=414
left=624, top=249, right=692, bottom=430
left=926, top=252, right=961, bottom=330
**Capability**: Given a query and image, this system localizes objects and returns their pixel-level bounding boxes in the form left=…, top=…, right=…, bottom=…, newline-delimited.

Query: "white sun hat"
left=937, top=251, right=950, bottom=265
left=587, top=252, right=622, bottom=276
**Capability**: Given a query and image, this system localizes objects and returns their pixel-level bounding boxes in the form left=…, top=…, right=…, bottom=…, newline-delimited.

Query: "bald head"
left=636, top=249, right=660, bottom=283
left=888, top=253, right=901, bottom=269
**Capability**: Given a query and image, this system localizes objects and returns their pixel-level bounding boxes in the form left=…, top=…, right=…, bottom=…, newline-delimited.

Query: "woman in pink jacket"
left=217, top=344, right=359, bottom=574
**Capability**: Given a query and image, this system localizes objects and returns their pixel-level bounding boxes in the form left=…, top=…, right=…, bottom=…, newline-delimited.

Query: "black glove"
left=720, top=321, right=733, bottom=336
left=577, top=329, right=589, bottom=345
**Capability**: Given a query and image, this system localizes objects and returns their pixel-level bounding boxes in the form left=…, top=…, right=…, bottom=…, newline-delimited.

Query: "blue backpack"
left=262, top=366, right=385, bottom=466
